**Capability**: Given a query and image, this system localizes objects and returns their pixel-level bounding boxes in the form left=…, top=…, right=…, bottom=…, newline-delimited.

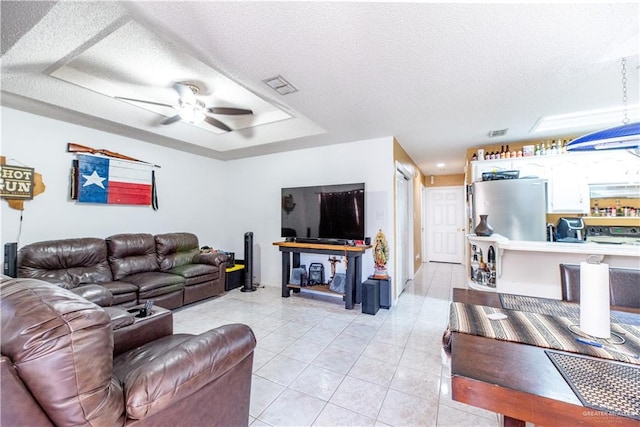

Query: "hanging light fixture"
left=567, top=58, right=640, bottom=152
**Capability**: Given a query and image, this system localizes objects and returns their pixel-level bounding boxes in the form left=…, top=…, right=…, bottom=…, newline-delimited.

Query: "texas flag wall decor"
left=75, top=154, right=152, bottom=205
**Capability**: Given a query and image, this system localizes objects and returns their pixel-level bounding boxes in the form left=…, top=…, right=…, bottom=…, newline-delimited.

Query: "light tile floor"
left=173, top=262, right=500, bottom=426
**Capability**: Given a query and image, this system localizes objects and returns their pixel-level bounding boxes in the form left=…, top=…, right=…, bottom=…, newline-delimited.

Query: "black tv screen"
left=281, top=183, right=365, bottom=241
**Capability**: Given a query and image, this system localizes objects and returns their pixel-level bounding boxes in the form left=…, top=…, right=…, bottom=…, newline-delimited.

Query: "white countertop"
left=467, top=233, right=640, bottom=257
left=500, top=240, right=640, bottom=257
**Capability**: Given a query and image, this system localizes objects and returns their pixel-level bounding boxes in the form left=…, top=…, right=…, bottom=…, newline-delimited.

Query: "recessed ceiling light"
left=436, top=163, right=445, bottom=169
left=263, top=75, right=298, bottom=95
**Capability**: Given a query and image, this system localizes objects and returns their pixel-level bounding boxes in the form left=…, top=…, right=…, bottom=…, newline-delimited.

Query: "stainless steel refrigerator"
left=472, top=178, right=547, bottom=241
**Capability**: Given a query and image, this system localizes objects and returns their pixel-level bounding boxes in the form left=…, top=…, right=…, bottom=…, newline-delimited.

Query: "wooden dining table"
left=449, top=288, right=640, bottom=427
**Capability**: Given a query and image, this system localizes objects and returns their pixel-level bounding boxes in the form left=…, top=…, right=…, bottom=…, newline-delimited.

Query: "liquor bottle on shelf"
left=470, top=247, right=480, bottom=282
left=487, top=246, right=496, bottom=287
left=500, top=145, right=505, bottom=159
left=535, top=144, right=541, bottom=156
left=550, top=140, right=557, bottom=155
left=505, top=145, right=511, bottom=158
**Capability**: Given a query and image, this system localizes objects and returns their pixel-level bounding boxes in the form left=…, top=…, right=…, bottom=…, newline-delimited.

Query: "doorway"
left=395, top=166, right=412, bottom=294
left=424, top=186, right=465, bottom=264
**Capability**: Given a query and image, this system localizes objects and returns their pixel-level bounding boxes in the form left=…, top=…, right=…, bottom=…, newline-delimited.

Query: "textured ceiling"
left=1, top=1, right=639, bottom=175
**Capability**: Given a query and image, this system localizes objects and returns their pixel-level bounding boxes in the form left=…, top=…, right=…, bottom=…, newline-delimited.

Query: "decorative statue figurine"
left=373, top=229, right=389, bottom=279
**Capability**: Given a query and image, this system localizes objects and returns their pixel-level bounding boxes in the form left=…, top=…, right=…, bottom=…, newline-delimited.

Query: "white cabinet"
left=585, top=151, right=640, bottom=184
left=515, top=158, right=551, bottom=180
left=547, top=158, right=590, bottom=213
left=471, top=159, right=513, bottom=182
left=470, top=151, right=638, bottom=213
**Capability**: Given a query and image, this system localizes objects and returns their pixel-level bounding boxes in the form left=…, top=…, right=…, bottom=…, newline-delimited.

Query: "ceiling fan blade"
left=161, top=115, right=182, bottom=125
left=204, top=116, right=232, bottom=132
left=115, top=96, right=174, bottom=109
left=207, top=107, right=253, bottom=116
left=173, top=82, right=196, bottom=103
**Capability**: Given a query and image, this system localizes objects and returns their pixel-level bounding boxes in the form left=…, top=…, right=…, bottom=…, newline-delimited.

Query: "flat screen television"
left=281, top=183, right=365, bottom=242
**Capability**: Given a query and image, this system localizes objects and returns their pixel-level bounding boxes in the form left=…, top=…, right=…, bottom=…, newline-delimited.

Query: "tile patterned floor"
left=173, top=262, right=500, bottom=426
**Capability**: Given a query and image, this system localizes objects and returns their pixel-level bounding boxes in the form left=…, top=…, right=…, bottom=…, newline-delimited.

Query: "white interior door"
left=395, top=169, right=410, bottom=293
left=424, top=186, right=465, bottom=263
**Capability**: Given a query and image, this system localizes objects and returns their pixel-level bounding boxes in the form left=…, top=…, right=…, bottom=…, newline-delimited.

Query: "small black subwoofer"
left=362, top=280, right=380, bottom=315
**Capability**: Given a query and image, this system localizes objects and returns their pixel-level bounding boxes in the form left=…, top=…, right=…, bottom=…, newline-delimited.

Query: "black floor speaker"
left=241, top=231, right=256, bottom=292
left=4, top=242, right=17, bottom=278
left=362, top=279, right=380, bottom=315
left=378, top=277, right=391, bottom=309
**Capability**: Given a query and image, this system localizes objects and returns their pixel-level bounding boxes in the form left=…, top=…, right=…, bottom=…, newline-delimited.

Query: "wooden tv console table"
left=273, top=241, right=372, bottom=309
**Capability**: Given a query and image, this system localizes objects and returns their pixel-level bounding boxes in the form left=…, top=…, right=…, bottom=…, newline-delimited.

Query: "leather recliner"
left=106, top=233, right=186, bottom=309
left=155, top=232, right=227, bottom=305
left=17, top=237, right=138, bottom=306
left=1, top=277, right=256, bottom=427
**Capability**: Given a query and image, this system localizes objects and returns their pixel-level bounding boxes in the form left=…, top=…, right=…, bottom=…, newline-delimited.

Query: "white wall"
left=218, top=137, right=395, bottom=287
left=1, top=107, right=396, bottom=288
left=1, top=107, right=227, bottom=250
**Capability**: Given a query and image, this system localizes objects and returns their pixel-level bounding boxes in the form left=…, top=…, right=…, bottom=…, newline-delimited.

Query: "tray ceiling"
left=1, top=1, right=638, bottom=174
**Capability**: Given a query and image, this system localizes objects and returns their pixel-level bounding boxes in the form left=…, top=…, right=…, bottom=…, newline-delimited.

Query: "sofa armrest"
left=192, top=252, right=227, bottom=267
left=70, top=284, right=114, bottom=306
left=115, top=324, right=255, bottom=420
left=112, top=307, right=173, bottom=356
left=103, top=306, right=136, bottom=330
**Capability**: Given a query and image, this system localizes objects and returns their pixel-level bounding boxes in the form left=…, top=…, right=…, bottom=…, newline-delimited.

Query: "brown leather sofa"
left=106, top=233, right=188, bottom=310
left=155, top=232, right=227, bottom=305
left=17, top=232, right=227, bottom=310
left=1, top=277, right=256, bottom=427
left=16, top=237, right=139, bottom=306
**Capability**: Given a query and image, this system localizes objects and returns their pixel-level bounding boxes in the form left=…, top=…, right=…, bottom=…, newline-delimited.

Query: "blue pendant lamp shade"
left=566, top=122, right=640, bottom=151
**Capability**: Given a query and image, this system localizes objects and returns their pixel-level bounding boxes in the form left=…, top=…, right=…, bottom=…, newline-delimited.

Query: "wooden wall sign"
left=0, top=156, right=45, bottom=211
left=0, top=164, right=34, bottom=199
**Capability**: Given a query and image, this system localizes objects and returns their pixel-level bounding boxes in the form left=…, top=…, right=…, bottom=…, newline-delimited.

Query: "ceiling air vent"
left=488, top=128, right=508, bottom=138
left=263, top=75, right=298, bottom=95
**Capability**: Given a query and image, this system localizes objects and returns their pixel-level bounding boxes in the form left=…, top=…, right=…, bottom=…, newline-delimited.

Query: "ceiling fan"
left=115, top=82, right=253, bottom=132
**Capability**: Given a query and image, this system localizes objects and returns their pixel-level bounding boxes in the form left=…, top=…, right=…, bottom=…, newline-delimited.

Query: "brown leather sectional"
left=1, top=276, right=256, bottom=426
left=17, top=232, right=227, bottom=310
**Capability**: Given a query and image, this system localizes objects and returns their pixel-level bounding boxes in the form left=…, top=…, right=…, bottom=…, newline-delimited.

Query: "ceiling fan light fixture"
left=263, top=75, right=298, bottom=95
left=177, top=98, right=206, bottom=123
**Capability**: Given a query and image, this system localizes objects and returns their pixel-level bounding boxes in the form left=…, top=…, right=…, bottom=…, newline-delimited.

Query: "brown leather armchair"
left=1, top=277, right=256, bottom=427
left=155, top=232, right=228, bottom=304
left=17, top=237, right=138, bottom=306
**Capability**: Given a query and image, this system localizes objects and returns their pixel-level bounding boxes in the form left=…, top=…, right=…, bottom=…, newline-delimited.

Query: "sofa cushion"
left=170, top=263, right=219, bottom=279
left=70, top=283, right=114, bottom=306
left=0, top=278, right=124, bottom=426
left=155, top=232, right=200, bottom=271
left=120, top=271, right=185, bottom=293
left=101, top=280, right=139, bottom=296
left=107, top=233, right=159, bottom=280
left=17, top=237, right=113, bottom=287
left=113, top=325, right=256, bottom=420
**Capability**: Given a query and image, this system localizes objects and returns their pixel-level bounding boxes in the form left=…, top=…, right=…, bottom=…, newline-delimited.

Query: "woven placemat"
left=499, top=293, right=623, bottom=323
left=546, top=350, right=640, bottom=421
left=449, top=302, right=640, bottom=365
